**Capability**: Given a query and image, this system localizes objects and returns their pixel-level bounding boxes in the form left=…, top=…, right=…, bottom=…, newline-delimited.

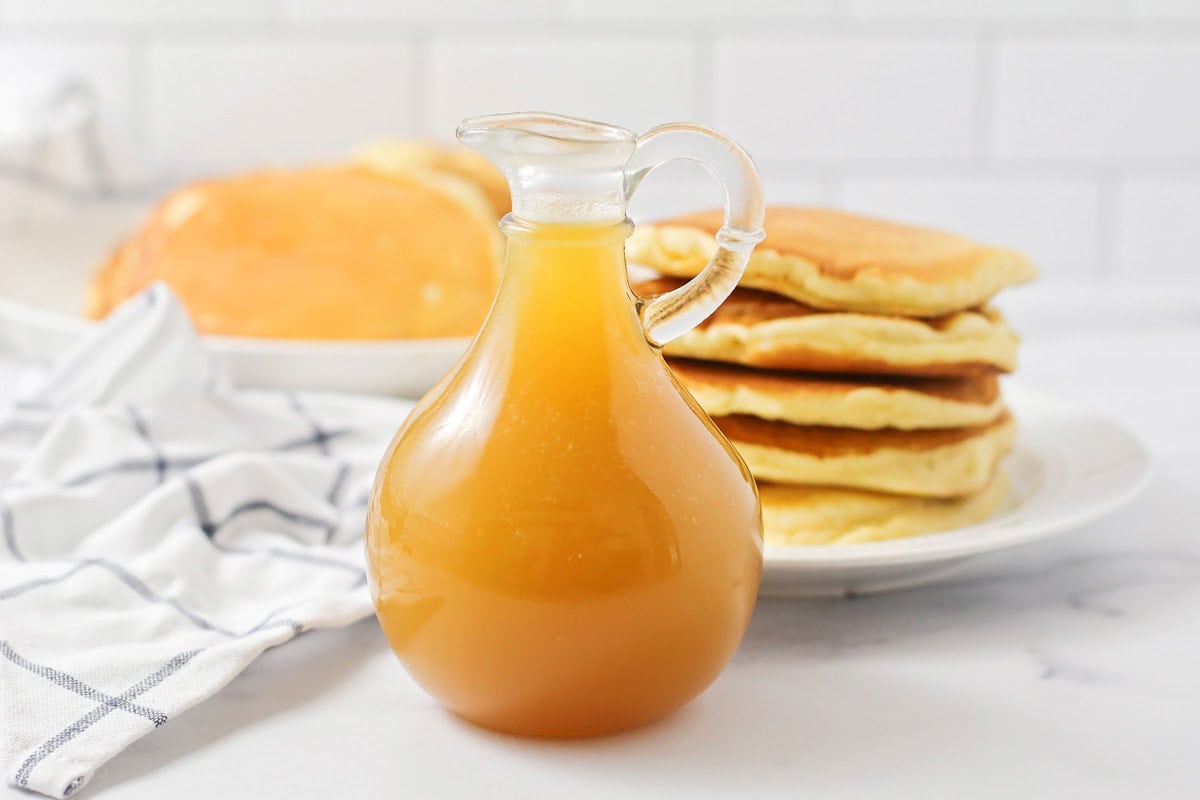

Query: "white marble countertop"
left=2, top=209, right=1199, bottom=798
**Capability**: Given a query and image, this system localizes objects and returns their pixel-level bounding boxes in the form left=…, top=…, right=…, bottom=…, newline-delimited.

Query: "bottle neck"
left=500, top=215, right=632, bottom=282
left=480, top=217, right=644, bottom=352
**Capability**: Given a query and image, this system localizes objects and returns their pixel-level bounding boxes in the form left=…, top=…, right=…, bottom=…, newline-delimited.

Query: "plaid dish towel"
left=0, top=285, right=413, bottom=798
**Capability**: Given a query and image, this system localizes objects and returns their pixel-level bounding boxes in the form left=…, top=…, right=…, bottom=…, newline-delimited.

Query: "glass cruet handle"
left=624, top=123, right=765, bottom=346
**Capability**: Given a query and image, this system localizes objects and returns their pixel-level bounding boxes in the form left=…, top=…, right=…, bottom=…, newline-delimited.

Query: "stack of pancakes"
left=630, top=207, right=1037, bottom=546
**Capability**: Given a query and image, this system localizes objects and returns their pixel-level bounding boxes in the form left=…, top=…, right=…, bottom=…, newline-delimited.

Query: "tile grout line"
left=10, top=17, right=1200, bottom=43
left=752, top=157, right=1200, bottom=178
left=410, top=27, right=431, bottom=137
left=823, top=169, right=846, bottom=208
left=972, top=25, right=997, bottom=165
left=692, top=29, right=716, bottom=122
left=1096, top=169, right=1122, bottom=280
left=7, top=17, right=1200, bottom=44
left=127, top=32, right=148, bottom=161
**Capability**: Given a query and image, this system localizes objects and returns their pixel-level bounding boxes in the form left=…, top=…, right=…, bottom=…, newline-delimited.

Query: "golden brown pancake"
left=713, top=411, right=1015, bottom=498
left=354, top=139, right=511, bottom=218
left=760, top=472, right=1010, bottom=546
left=628, top=207, right=1037, bottom=317
left=87, top=167, right=504, bottom=340
left=669, top=358, right=1005, bottom=431
left=636, top=278, right=1018, bottom=377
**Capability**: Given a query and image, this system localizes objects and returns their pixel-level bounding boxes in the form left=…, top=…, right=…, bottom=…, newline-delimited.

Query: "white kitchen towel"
left=0, top=285, right=413, bottom=798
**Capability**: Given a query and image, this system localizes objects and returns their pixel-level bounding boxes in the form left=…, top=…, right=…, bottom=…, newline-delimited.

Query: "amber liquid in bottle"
left=366, top=220, right=762, bottom=736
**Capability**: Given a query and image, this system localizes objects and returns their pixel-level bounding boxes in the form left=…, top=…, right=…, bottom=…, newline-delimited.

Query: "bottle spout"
left=457, top=112, right=637, bottom=224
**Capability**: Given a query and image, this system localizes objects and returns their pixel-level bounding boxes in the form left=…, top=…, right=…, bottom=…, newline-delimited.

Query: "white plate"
left=762, top=384, right=1152, bottom=597
left=0, top=293, right=469, bottom=398
left=0, top=205, right=472, bottom=397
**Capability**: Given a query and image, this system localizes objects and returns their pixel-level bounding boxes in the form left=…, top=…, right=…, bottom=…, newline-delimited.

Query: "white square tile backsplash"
left=146, top=41, right=417, bottom=175
left=427, top=38, right=696, bottom=139
left=848, top=0, right=1123, bottom=19
left=280, top=0, right=557, bottom=22
left=994, top=41, right=1200, bottom=161
left=714, top=38, right=978, bottom=160
left=1, top=0, right=1198, bottom=279
left=2, top=0, right=275, bottom=27
left=565, top=0, right=836, bottom=20
left=1115, top=179, right=1200, bottom=280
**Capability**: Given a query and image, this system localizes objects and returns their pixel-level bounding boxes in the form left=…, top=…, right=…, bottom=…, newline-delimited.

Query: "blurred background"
left=1, top=0, right=1198, bottom=287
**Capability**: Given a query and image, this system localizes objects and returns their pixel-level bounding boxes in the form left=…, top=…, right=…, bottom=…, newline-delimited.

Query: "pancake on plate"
left=668, top=358, right=1005, bottom=431
left=713, top=411, right=1015, bottom=498
left=87, top=166, right=504, bottom=340
left=354, top=139, right=511, bottom=218
left=760, top=472, right=1010, bottom=546
left=638, top=278, right=1017, bottom=377
left=628, top=207, right=1037, bottom=317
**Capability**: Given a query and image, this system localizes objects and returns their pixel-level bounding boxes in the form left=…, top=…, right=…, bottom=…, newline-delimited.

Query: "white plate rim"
left=0, top=292, right=471, bottom=356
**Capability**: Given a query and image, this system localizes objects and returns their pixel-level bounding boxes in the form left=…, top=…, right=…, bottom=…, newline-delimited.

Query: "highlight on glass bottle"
left=366, top=112, right=767, bottom=738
